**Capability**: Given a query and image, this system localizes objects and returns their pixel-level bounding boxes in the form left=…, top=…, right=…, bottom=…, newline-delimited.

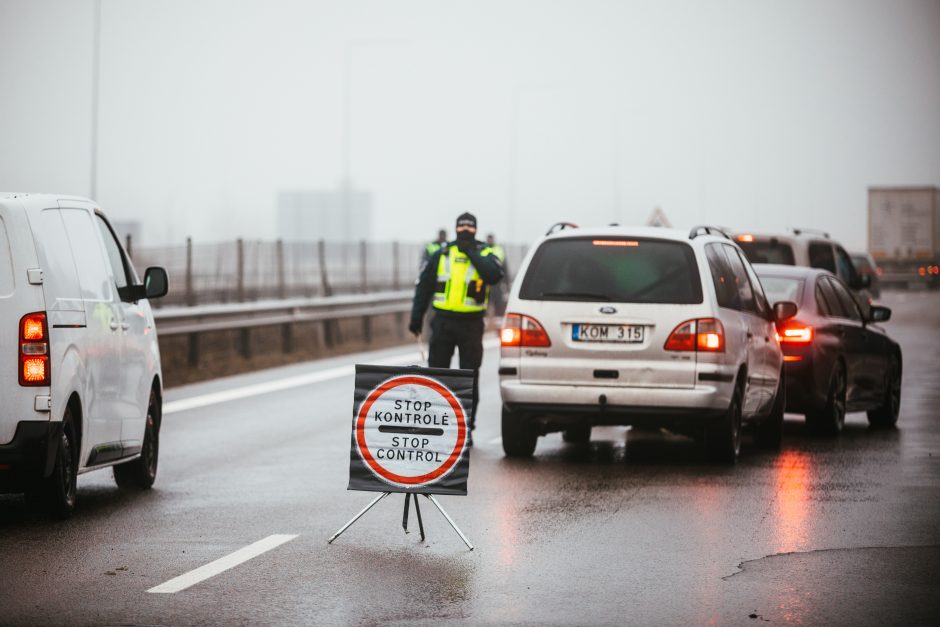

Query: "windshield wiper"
left=539, top=291, right=612, bottom=301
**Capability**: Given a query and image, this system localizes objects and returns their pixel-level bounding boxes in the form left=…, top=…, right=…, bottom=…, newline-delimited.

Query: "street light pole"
left=90, top=0, right=101, bottom=200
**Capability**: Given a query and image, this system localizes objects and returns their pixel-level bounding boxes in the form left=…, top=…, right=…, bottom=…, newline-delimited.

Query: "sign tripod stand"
left=336, top=364, right=476, bottom=551
left=327, top=492, right=474, bottom=550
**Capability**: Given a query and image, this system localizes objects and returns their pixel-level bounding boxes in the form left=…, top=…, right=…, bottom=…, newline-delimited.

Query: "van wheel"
left=114, top=388, right=160, bottom=490
left=562, top=424, right=591, bottom=444
left=754, top=372, right=785, bottom=450
left=501, top=405, right=537, bottom=458
left=807, top=362, right=846, bottom=435
left=868, top=357, right=901, bottom=428
left=706, top=386, right=742, bottom=464
left=27, top=408, right=78, bottom=518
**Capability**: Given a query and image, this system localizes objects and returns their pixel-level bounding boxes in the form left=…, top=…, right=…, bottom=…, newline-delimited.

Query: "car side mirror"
left=144, top=266, right=169, bottom=299
left=773, top=300, right=798, bottom=324
left=868, top=305, right=891, bottom=323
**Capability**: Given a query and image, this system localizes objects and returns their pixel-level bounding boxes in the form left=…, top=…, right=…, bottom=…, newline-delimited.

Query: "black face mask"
left=456, top=230, right=475, bottom=242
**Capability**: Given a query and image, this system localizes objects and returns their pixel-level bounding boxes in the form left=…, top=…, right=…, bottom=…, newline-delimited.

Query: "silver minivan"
left=499, top=224, right=796, bottom=462
left=0, top=193, right=168, bottom=516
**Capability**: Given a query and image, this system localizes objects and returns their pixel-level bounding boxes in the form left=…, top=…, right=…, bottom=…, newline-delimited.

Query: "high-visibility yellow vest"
left=432, top=245, right=496, bottom=313
left=491, top=244, right=506, bottom=262
left=426, top=241, right=442, bottom=256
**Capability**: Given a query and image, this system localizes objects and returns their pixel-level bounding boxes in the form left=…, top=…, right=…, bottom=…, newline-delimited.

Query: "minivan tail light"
left=19, top=312, right=50, bottom=386
left=777, top=321, right=814, bottom=344
left=664, top=318, right=725, bottom=352
left=501, top=313, right=552, bottom=347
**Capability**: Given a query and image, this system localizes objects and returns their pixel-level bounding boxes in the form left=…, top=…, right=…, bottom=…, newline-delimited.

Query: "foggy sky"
left=1, top=0, right=938, bottom=248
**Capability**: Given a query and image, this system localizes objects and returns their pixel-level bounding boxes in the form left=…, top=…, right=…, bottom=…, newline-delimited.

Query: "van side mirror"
left=144, top=267, right=169, bottom=299
left=868, top=305, right=891, bottom=323
left=773, top=301, right=798, bottom=324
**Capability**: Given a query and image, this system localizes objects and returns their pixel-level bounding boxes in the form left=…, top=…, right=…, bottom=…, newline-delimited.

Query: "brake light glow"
left=777, top=321, right=814, bottom=344
left=592, top=240, right=639, bottom=247
left=737, top=234, right=755, bottom=242
left=19, top=312, right=49, bottom=386
left=664, top=318, right=725, bottom=352
left=501, top=313, right=551, bottom=347
left=783, top=355, right=803, bottom=362
left=22, top=314, right=46, bottom=341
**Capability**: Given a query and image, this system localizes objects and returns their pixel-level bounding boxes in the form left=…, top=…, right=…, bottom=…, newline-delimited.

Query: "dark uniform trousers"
left=428, top=314, right=484, bottom=430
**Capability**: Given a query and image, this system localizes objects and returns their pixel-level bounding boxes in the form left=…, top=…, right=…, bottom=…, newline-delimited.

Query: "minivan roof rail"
left=545, top=222, right=579, bottom=236
left=688, top=225, right=732, bottom=240
left=791, top=227, right=830, bottom=238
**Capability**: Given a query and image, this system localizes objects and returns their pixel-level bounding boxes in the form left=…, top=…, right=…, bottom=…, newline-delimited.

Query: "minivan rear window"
left=737, top=240, right=796, bottom=265
left=519, top=237, right=703, bottom=304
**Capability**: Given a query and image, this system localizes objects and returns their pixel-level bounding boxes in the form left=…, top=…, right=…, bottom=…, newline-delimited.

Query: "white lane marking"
left=164, top=337, right=500, bottom=415
left=147, top=534, right=298, bottom=594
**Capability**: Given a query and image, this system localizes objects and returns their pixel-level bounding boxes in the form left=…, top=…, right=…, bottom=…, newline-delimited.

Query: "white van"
left=0, top=193, right=168, bottom=516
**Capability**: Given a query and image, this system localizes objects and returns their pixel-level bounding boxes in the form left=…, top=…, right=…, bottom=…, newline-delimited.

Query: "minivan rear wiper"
left=539, top=291, right=612, bottom=301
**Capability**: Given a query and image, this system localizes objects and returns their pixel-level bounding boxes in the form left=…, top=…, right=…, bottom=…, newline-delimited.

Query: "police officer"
left=421, top=229, right=448, bottom=267
left=409, top=213, right=504, bottom=445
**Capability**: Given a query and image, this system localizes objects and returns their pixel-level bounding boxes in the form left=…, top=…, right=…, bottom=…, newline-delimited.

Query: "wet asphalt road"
left=1, top=291, right=938, bottom=626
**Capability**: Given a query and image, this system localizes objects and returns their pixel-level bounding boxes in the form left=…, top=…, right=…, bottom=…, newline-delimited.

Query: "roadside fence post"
left=318, top=239, right=336, bottom=348
left=185, top=237, right=195, bottom=307
left=276, top=239, right=286, bottom=300
left=393, top=241, right=404, bottom=338
left=360, top=240, right=371, bottom=343
left=236, top=238, right=245, bottom=303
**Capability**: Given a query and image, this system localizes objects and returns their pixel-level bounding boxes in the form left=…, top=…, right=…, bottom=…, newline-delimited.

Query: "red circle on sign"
left=355, top=375, right=467, bottom=486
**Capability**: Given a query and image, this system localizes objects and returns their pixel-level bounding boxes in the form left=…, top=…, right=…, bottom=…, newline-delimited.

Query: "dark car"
left=753, top=264, right=902, bottom=433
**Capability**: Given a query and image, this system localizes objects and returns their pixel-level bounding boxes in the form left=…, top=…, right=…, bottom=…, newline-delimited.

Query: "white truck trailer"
left=868, top=186, right=940, bottom=288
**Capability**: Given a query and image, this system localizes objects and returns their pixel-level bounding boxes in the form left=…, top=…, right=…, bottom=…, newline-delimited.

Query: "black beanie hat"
left=456, top=212, right=477, bottom=229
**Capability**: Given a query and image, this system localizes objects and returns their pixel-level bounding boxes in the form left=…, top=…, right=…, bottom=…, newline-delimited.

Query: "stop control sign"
left=348, top=365, right=473, bottom=495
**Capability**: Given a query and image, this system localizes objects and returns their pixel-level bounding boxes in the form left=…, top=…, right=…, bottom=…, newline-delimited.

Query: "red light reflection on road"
left=773, top=450, right=812, bottom=554
left=496, top=503, right=519, bottom=566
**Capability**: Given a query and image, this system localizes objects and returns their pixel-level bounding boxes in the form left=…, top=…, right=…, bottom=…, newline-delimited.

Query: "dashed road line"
left=147, top=534, right=298, bottom=594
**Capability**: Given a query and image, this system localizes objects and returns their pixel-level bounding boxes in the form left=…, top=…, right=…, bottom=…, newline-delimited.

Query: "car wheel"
left=501, top=405, right=537, bottom=458
left=754, top=371, right=785, bottom=450
left=867, top=356, right=901, bottom=428
left=562, top=424, right=591, bottom=444
left=114, top=388, right=160, bottom=490
left=807, top=361, right=846, bottom=435
left=706, top=385, right=742, bottom=464
left=27, top=407, right=78, bottom=518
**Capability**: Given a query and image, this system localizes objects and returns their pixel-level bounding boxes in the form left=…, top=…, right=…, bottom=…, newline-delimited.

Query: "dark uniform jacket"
left=411, top=240, right=505, bottom=324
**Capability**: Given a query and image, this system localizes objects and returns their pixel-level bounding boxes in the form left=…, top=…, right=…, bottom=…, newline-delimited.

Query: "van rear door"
left=0, top=200, right=47, bottom=445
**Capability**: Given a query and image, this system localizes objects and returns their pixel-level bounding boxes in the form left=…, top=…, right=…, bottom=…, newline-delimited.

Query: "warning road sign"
left=348, top=365, right=473, bottom=495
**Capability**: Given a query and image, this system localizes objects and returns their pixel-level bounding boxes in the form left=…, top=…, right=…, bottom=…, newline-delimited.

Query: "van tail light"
left=19, top=312, right=50, bottom=386
left=776, top=321, right=814, bottom=344
left=664, top=318, right=725, bottom=352
left=501, top=313, right=552, bottom=347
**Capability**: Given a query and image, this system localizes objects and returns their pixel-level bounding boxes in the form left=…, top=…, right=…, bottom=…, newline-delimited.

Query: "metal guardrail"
left=152, top=289, right=414, bottom=364
left=153, top=290, right=413, bottom=335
